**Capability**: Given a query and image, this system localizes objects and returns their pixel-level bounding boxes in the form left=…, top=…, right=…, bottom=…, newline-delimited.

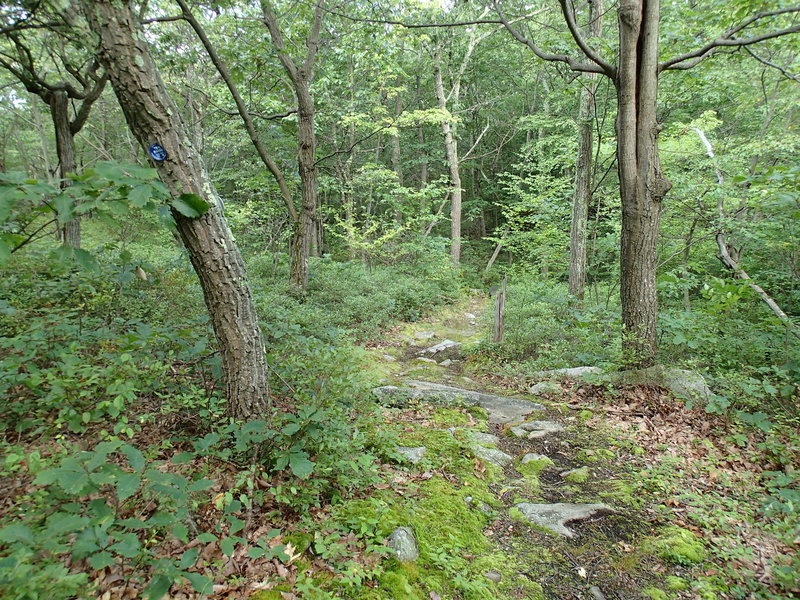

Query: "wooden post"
left=493, top=275, right=507, bottom=343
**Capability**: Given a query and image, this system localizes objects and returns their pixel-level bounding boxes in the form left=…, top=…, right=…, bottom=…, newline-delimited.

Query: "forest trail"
left=360, top=295, right=667, bottom=600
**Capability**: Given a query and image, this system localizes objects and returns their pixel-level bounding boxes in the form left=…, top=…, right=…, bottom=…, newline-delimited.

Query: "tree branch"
left=744, top=46, right=800, bottom=82
left=660, top=7, right=800, bottom=71
left=558, top=0, right=615, bottom=77
left=492, top=1, right=608, bottom=75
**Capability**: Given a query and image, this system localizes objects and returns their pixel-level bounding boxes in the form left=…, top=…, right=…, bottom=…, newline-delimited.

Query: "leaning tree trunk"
left=568, top=0, right=603, bottom=301
left=81, top=0, right=269, bottom=419
left=49, top=90, right=80, bottom=248
left=616, top=0, right=672, bottom=366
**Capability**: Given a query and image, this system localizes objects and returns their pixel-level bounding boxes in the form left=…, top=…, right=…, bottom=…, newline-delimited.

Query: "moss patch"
left=431, top=407, right=471, bottom=427
left=643, top=527, right=706, bottom=566
left=562, top=466, right=590, bottom=484
left=642, top=587, right=668, bottom=600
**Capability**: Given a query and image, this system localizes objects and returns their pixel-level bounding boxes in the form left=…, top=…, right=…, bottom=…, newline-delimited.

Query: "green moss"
left=665, top=576, right=689, bottom=591
left=517, top=457, right=554, bottom=478
left=643, top=527, right=706, bottom=566
left=562, top=467, right=590, bottom=484
left=578, top=448, right=615, bottom=463
left=249, top=591, right=283, bottom=600
left=509, top=506, right=526, bottom=522
left=577, top=409, right=594, bottom=423
left=377, top=571, right=422, bottom=599
left=285, top=531, right=313, bottom=554
left=642, top=587, right=668, bottom=600
left=466, top=405, right=490, bottom=421
left=431, top=407, right=470, bottom=427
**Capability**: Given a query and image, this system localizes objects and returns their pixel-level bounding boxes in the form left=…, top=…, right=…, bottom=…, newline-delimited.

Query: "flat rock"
left=414, top=331, right=437, bottom=340
left=439, top=359, right=454, bottom=367
left=514, top=503, right=615, bottom=537
left=509, top=426, right=528, bottom=438
left=382, top=354, right=397, bottom=362
left=485, top=570, right=502, bottom=583
left=405, top=380, right=544, bottom=424
left=529, top=381, right=562, bottom=395
left=533, top=366, right=603, bottom=380
left=469, top=431, right=499, bottom=446
left=473, top=445, right=513, bottom=468
left=386, top=527, right=419, bottom=561
left=396, top=446, right=426, bottom=464
left=602, top=366, right=711, bottom=400
left=418, top=339, right=462, bottom=361
left=518, top=420, right=564, bottom=438
left=414, top=357, right=438, bottom=365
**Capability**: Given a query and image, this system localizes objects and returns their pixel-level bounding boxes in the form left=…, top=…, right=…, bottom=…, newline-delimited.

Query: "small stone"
left=529, top=381, right=562, bottom=395
left=414, top=357, right=438, bottom=364
left=521, top=453, right=552, bottom=464
left=460, top=377, right=474, bottom=384
left=519, top=420, right=565, bottom=438
left=514, top=503, right=615, bottom=537
left=560, top=467, right=590, bottom=483
left=470, top=431, right=500, bottom=446
left=396, top=446, right=427, bottom=464
left=465, top=312, right=477, bottom=320
left=509, top=427, right=528, bottom=438
left=473, top=445, right=513, bottom=468
left=382, top=354, right=396, bottom=362
left=414, top=331, right=437, bottom=340
left=439, top=359, right=453, bottom=367
left=418, top=339, right=462, bottom=361
left=464, top=496, right=493, bottom=514
left=485, top=570, right=502, bottom=583
left=589, top=586, right=607, bottom=600
left=386, top=527, right=419, bottom=561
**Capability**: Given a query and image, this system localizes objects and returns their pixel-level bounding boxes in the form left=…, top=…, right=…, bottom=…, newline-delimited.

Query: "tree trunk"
left=568, top=0, right=603, bottom=301
left=81, top=0, right=270, bottom=420
left=434, top=47, right=463, bottom=264
left=616, top=0, right=672, bottom=366
left=49, top=90, right=80, bottom=248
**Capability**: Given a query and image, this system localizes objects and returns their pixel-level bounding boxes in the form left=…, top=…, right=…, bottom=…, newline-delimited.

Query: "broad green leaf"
left=220, top=536, right=235, bottom=556
left=88, top=551, right=116, bottom=570
left=289, top=453, right=314, bottom=479
left=178, top=548, right=199, bottom=569
left=129, top=184, right=153, bottom=207
left=171, top=193, right=212, bottom=218
left=144, top=574, right=172, bottom=600
left=116, top=473, right=141, bottom=501
left=120, top=444, right=145, bottom=472
left=0, top=523, right=34, bottom=544
left=187, top=478, right=215, bottom=493
left=183, top=572, right=213, bottom=595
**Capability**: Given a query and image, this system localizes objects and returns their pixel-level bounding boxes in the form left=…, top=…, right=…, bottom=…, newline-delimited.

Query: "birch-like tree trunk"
left=568, top=0, right=603, bottom=301
left=49, top=90, right=79, bottom=248
left=80, top=0, right=270, bottom=419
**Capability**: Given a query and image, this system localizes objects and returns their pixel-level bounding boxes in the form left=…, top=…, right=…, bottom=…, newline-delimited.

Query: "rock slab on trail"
left=417, top=339, right=462, bottom=361
left=373, top=380, right=543, bottom=424
left=515, top=503, right=615, bottom=538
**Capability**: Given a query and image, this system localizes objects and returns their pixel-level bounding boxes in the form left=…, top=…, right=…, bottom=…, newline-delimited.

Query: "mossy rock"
left=665, top=576, right=689, bottom=591
left=561, top=467, right=590, bottom=484
left=643, top=527, right=706, bottom=565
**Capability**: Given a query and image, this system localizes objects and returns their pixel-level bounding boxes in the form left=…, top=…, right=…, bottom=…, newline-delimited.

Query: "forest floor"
left=337, top=294, right=797, bottom=600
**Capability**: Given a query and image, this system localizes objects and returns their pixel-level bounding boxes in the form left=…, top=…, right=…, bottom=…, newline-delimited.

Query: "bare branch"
left=660, top=7, right=800, bottom=71
left=558, top=0, right=615, bottom=77
left=492, top=1, right=608, bottom=75
left=141, top=14, right=186, bottom=25
left=744, top=46, right=800, bottom=82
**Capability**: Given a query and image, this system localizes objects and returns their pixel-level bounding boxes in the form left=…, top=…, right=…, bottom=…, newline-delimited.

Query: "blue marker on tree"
left=148, top=143, right=167, bottom=162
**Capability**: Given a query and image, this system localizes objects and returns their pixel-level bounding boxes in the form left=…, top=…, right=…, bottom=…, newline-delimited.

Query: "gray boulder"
left=517, top=420, right=565, bottom=439
left=373, top=380, right=543, bottom=424
left=529, top=381, right=562, bottom=395
left=386, top=527, right=419, bottom=561
left=533, top=366, right=603, bottom=380
left=473, top=445, right=513, bottom=468
left=418, top=339, right=462, bottom=361
left=603, top=365, right=710, bottom=400
left=469, top=431, right=500, bottom=446
left=514, top=503, right=615, bottom=537
left=414, top=331, right=437, bottom=340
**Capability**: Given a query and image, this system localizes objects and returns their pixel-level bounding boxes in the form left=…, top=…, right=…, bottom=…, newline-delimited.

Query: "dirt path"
left=360, top=295, right=695, bottom=600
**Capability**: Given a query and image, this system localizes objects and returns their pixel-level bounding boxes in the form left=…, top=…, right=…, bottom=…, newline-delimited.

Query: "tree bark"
left=261, top=0, right=323, bottom=291
left=49, top=90, right=80, bottom=248
left=80, top=0, right=270, bottom=419
left=616, top=0, right=671, bottom=366
left=434, top=46, right=463, bottom=264
left=568, top=0, right=603, bottom=301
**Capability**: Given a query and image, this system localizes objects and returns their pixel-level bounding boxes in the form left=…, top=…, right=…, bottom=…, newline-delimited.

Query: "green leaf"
left=120, top=444, right=145, bottom=472
left=184, top=572, right=213, bottom=595
left=0, top=523, right=34, bottom=544
left=187, top=478, right=215, bottom=493
left=144, top=574, right=173, bottom=600
left=171, top=193, right=211, bottom=218
left=227, top=516, right=244, bottom=535
left=289, top=453, right=314, bottom=479
left=178, top=548, right=199, bottom=569
left=116, top=473, right=141, bottom=502
left=129, top=184, right=153, bottom=207
left=220, top=536, right=236, bottom=557
left=89, top=551, right=116, bottom=570
left=247, top=546, right=265, bottom=559
left=109, top=533, right=141, bottom=558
